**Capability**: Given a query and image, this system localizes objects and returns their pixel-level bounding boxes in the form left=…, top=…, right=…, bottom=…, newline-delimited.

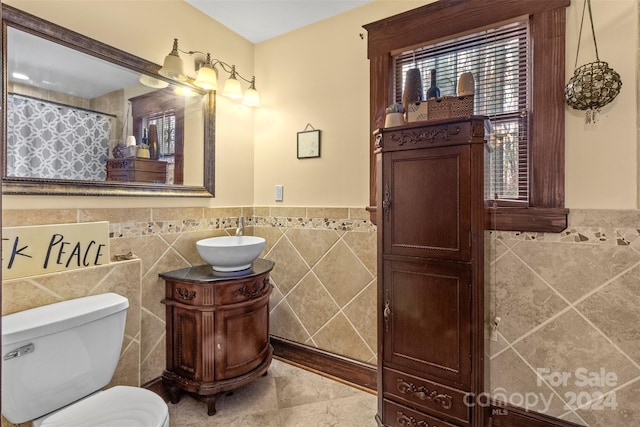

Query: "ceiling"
left=8, top=26, right=141, bottom=99
left=185, top=0, right=374, bottom=43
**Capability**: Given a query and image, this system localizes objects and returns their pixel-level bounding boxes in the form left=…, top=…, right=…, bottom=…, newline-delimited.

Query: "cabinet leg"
left=201, top=395, right=218, bottom=416
left=167, top=386, right=182, bottom=404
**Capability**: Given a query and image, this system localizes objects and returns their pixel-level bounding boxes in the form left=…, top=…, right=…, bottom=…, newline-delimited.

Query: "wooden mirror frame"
left=1, top=5, right=215, bottom=197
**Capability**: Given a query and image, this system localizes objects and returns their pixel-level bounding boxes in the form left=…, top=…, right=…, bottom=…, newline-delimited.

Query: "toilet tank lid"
left=2, top=293, right=129, bottom=346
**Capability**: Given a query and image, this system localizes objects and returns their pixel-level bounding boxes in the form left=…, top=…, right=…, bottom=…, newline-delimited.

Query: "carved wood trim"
left=396, top=411, right=429, bottom=427
left=176, top=287, right=196, bottom=301
left=389, top=126, right=461, bottom=146
left=396, top=378, right=453, bottom=410
left=233, top=277, right=271, bottom=300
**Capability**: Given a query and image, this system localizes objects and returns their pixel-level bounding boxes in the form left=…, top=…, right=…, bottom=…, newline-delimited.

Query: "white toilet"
left=2, top=293, right=169, bottom=427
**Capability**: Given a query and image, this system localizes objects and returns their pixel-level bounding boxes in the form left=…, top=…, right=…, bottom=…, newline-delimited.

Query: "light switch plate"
left=275, top=185, right=284, bottom=202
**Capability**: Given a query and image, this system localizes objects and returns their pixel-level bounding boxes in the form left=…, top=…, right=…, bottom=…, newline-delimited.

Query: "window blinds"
left=393, top=19, right=530, bottom=202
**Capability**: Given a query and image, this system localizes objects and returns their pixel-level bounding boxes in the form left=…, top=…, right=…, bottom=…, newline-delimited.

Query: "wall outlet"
left=275, top=185, right=284, bottom=202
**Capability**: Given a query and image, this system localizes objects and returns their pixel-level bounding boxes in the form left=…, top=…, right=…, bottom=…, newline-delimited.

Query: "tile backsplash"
left=487, top=209, right=640, bottom=426
left=3, top=206, right=639, bottom=426
left=1, top=206, right=377, bottom=389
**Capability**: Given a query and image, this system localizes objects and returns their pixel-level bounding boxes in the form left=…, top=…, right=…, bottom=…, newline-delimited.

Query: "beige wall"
left=252, top=1, right=432, bottom=207
left=565, top=0, right=638, bottom=209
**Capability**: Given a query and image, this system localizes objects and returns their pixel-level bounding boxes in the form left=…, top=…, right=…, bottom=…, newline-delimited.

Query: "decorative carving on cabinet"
left=396, top=412, right=429, bottom=427
left=390, top=126, right=461, bottom=147
left=471, top=120, right=485, bottom=138
left=176, top=287, right=196, bottom=301
left=396, top=379, right=453, bottom=410
left=233, top=277, right=271, bottom=299
left=375, top=133, right=384, bottom=150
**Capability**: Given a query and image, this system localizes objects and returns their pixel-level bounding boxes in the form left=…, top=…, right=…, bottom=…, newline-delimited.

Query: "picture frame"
left=297, top=129, right=321, bottom=159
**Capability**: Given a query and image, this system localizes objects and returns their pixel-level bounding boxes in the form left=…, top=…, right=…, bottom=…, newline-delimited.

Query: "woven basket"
left=427, top=96, right=474, bottom=121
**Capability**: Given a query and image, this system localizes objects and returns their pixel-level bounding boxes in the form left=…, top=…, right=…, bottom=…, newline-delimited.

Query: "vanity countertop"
left=159, top=258, right=274, bottom=283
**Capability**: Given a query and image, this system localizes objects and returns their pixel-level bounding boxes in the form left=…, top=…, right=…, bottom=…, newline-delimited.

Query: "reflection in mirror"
left=2, top=5, right=215, bottom=197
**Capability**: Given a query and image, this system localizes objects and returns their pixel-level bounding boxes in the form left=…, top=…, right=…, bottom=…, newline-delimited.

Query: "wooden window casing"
left=364, top=0, right=570, bottom=232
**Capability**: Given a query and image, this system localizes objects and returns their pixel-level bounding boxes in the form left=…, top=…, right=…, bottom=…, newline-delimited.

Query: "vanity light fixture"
left=158, top=38, right=260, bottom=107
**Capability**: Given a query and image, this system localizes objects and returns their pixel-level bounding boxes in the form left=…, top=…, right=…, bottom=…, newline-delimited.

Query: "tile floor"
left=167, top=358, right=378, bottom=427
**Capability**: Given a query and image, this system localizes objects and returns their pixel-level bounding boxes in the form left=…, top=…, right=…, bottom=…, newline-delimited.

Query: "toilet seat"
left=34, top=386, right=169, bottom=427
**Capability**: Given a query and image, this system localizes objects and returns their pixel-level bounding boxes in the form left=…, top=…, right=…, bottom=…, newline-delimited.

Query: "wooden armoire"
left=375, top=117, right=486, bottom=427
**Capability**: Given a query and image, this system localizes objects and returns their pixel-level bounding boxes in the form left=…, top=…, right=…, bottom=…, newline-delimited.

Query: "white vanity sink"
left=196, top=236, right=266, bottom=272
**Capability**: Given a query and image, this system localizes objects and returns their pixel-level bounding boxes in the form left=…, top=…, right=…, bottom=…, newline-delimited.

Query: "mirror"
left=2, top=5, right=215, bottom=197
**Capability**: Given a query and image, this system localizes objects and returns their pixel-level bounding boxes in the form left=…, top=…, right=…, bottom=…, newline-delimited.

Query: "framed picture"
left=297, top=129, right=321, bottom=159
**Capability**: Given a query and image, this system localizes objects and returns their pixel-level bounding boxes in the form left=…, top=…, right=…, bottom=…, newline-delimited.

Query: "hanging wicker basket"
left=565, top=61, right=622, bottom=111
left=565, top=0, right=622, bottom=122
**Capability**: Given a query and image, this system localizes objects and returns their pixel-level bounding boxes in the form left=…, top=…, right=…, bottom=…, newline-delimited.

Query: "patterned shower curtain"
left=7, top=94, right=113, bottom=181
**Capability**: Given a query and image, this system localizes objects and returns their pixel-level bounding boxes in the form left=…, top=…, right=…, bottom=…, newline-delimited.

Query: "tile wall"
left=3, top=207, right=639, bottom=426
left=487, top=209, right=640, bottom=426
left=0, top=206, right=377, bottom=425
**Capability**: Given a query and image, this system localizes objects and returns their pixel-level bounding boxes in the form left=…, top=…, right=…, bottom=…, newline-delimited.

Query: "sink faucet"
left=235, top=216, right=244, bottom=236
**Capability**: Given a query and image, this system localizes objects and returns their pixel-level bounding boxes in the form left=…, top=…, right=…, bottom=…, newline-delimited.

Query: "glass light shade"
left=194, top=66, right=218, bottom=90
left=242, top=88, right=260, bottom=107
left=222, top=77, right=243, bottom=99
left=139, top=74, right=169, bottom=89
left=159, top=53, right=186, bottom=81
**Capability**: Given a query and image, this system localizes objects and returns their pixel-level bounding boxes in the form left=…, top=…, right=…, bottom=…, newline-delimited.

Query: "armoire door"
left=382, top=258, right=471, bottom=389
left=382, top=145, right=471, bottom=261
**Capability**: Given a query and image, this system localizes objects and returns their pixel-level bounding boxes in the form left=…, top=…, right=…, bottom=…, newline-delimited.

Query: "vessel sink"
left=196, top=236, right=266, bottom=272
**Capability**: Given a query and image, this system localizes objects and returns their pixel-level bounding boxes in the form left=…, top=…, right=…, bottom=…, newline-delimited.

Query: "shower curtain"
left=7, top=94, right=112, bottom=181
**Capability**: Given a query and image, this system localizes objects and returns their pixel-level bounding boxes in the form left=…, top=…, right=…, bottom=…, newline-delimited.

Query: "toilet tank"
left=1, top=293, right=129, bottom=424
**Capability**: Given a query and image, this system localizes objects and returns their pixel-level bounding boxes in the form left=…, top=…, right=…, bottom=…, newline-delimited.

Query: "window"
left=130, top=89, right=185, bottom=185
left=147, top=113, right=176, bottom=158
left=364, top=0, right=571, bottom=232
left=393, top=20, right=529, bottom=203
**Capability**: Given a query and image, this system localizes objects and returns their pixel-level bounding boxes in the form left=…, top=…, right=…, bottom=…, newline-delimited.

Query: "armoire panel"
left=383, top=145, right=471, bottom=261
left=383, top=259, right=471, bottom=388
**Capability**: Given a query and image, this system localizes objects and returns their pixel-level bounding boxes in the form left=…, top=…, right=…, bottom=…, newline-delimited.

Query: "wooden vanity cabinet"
left=375, top=118, right=486, bottom=427
left=160, top=259, right=274, bottom=416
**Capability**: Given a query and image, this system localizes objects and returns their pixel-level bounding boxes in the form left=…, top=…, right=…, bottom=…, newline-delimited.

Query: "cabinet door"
left=382, top=259, right=471, bottom=389
left=382, top=145, right=471, bottom=261
left=214, top=295, right=271, bottom=380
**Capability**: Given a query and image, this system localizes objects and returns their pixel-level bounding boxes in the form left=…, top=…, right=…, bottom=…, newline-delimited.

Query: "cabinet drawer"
left=383, top=368, right=469, bottom=424
left=383, top=398, right=462, bottom=427
left=164, top=273, right=272, bottom=307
